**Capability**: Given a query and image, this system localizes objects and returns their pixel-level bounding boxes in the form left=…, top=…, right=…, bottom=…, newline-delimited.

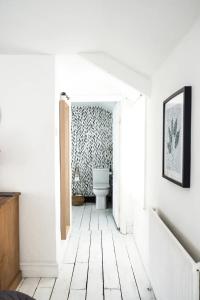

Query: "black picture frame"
left=162, top=86, right=191, bottom=187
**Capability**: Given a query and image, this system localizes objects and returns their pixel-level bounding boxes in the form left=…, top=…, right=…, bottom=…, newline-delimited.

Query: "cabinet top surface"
left=0, top=192, right=20, bottom=206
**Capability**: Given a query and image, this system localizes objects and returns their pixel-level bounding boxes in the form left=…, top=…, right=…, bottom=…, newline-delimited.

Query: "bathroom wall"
left=71, top=105, right=113, bottom=196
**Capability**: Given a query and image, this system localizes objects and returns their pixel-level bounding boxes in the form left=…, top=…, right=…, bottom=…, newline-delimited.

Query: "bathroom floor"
left=17, top=204, right=155, bottom=300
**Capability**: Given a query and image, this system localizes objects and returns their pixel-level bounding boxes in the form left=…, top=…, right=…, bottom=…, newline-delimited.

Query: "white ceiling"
left=0, top=0, right=200, bottom=76
left=55, top=55, right=140, bottom=102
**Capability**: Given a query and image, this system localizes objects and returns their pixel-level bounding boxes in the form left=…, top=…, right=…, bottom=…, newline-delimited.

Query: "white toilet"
left=93, top=168, right=110, bottom=209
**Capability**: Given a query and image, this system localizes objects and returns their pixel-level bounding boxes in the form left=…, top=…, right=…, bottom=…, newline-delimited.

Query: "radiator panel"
left=149, top=209, right=199, bottom=300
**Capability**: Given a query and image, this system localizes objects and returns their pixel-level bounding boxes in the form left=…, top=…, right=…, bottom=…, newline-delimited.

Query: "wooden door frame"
left=59, top=100, right=71, bottom=240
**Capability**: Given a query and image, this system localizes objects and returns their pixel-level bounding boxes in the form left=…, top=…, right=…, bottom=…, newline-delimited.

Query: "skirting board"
left=21, top=229, right=71, bottom=277
left=20, top=262, right=59, bottom=277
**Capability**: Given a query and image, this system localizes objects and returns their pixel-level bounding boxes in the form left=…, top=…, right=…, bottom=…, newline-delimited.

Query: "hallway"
left=18, top=204, right=155, bottom=300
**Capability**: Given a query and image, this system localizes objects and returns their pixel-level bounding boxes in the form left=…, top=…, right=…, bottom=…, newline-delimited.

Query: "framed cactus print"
left=162, top=86, right=191, bottom=187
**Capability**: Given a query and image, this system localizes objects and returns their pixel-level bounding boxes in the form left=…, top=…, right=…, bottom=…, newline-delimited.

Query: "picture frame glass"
left=164, top=92, right=184, bottom=183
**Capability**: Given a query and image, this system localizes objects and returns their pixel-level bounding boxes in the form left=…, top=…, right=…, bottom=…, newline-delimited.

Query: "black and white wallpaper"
left=71, top=106, right=113, bottom=196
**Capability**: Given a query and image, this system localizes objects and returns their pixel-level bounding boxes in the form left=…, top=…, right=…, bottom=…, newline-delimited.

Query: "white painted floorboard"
left=81, top=204, right=92, bottom=230
left=113, top=231, right=140, bottom=300
left=50, top=264, right=74, bottom=300
left=102, top=230, right=120, bottom=290
left=125, top=235, right=156, bottom=300
left=104, top=289, right=122, bottom=300
left=90, top=210, right=99, bottom=230
left=63, top=230, right=80, bottom=264
left=34, top=287, right=53, bottom=300
left=87, top=230, right=103, bottom=300
left=99, top=210, right=108, bottom=230
left=68, top=289, right=86, bottom=300
left=70, top=262, right=88, bottom=290
left=18, top=203, right=155, bottom=300
left=76, top=230, right=91, bottom=263
left=19, top=278, right=40, bottom=297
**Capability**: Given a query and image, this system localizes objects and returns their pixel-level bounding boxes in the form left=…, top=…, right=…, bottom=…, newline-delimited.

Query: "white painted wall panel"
left=0, top=55, right=58, bottom=276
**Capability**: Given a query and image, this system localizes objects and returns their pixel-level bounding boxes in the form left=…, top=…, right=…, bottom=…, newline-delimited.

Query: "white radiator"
left=149, top=208, right=200, bottom=300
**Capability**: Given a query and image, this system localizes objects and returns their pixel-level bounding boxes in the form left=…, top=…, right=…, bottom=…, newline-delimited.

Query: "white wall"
left=146, top=17, right=200, bottom=261
left=132, top=19, right=200, bottom=298
left=0, top=55, right=58, bottom=276
left=133, top=17, right=200, bottom=291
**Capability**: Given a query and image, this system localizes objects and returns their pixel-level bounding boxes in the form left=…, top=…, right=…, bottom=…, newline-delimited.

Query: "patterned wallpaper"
left=71, top=106, right=113, bottom=196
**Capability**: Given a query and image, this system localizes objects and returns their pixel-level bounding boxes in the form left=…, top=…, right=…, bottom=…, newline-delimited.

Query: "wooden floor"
left=18, top=204, right=155, bottom=300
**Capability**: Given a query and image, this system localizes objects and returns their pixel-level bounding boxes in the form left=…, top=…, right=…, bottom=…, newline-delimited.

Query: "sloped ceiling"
left=0, top=0, right=200, bottom=76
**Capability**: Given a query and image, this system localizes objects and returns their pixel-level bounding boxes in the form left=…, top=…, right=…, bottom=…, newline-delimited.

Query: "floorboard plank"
left=70, top=262, right=88, bottom=290
left=90, top=210, right=99, bottom=230
left=102, top=230, right=120, bottom=289
left=125, top=235, right=156, bottom=300
left=104, top=289, right=122, bottom=300
left=87, top=231, right=103, bottom=300
left=63, top=230, right=80, bottom=263
left=16, top=279, right=24, bottom=291
left=50, top=264, right=74, bottom=300
left=68, top=290, right=86, bottom=300
left=81, top=204, right=92, bottom=230
left=107, top=212, right=117, bottom=231
left=34, top=278, right=56, bottom=300
left=19, top=278, right=40, bottom=297
left=99, top=210, right=108, bottom=230
left=34, top=287, right=53, bottom=300
left=39, top=278, right=55, bottom=288
left=113, top=231, right=140, bottom=300
left=76, top=230, right=91, bottom=263
left=72, top=205, right=85, bottom=230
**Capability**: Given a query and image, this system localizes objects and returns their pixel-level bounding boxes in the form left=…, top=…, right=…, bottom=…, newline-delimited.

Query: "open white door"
left=119, top=97, right=146, bottom=234
left=112, top=97, right=146, bottom=233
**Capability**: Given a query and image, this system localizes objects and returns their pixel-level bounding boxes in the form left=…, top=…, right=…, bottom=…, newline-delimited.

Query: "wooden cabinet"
left=0, top=192, right=22, bottom=290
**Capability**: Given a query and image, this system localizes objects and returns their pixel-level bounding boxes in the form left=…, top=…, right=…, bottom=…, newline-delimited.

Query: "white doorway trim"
left=112, top=102, right=121, bottom=228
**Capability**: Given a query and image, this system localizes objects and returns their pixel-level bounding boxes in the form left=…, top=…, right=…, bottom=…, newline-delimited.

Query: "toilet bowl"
left=93, top=168, right=110, bottom=209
